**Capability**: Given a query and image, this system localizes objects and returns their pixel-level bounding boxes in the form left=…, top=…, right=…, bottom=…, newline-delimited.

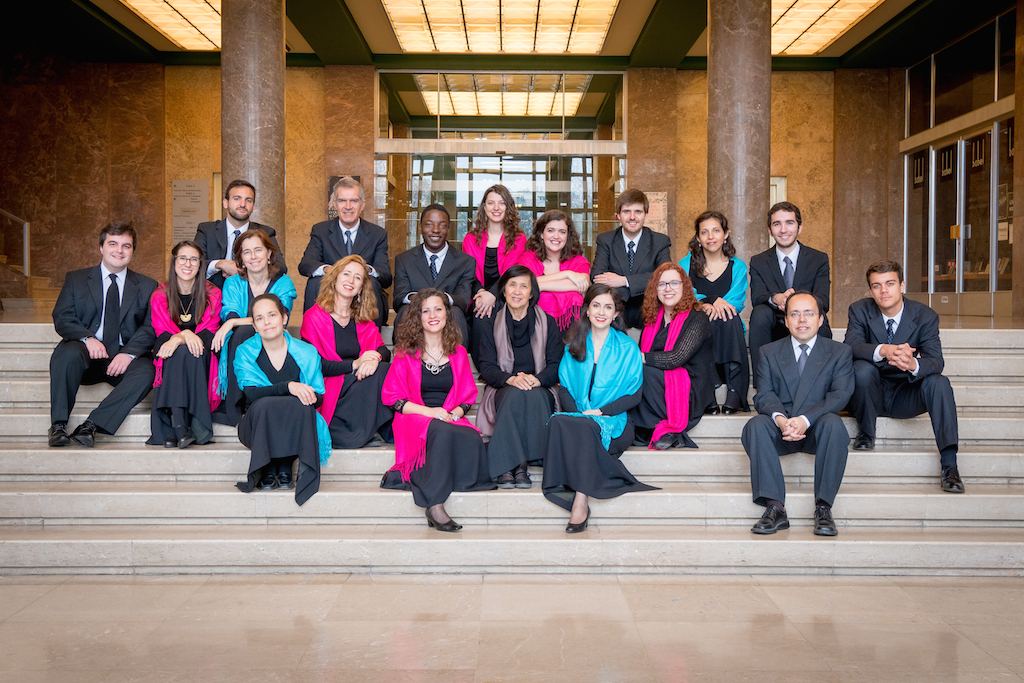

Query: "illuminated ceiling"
left=118, top=0, right=221, bottom=50
left=414, top=73, right=590, bottom=116
left=772, top=0, right=886, bottom=55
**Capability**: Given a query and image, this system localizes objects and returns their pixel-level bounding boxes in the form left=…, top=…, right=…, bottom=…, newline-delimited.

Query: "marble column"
left=221, top=0, right=286, bottom=252
left=707, top=0, right=771, bottom=260
left=1014, top=0, right=1024, bottom=318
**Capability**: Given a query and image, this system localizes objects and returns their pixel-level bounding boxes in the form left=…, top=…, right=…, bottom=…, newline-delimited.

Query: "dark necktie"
left=797, top=343, right=809, bottom=375
left=783, top=256, right=795, bottom=290
left=886, top=318, right=896, bottom=344
left=231, top=229, right=240, bottom=258
left=429, top=254, right=438, bottom=280
left=103, top=273, right=120, bottom=358
left=344, top=230, right=353, bottom=255
left=627, top=241, right=636, bottom=274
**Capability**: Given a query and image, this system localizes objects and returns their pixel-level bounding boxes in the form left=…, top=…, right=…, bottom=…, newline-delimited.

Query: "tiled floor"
left=0, top=573, right=1021, bottom=682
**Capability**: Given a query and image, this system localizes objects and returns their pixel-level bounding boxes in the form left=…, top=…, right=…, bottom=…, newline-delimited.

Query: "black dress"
left=689, top=260, right=750, bottom=409
left=469, top=246, right=503, bottom=361
left=235, top=349, right=323, bottom=506
left=319, top=317, right=394, bottom=448
left=147, top=292, right=216, bottom=446
left=380, top=363, right=495, bottom=507
left=542, top=367, right=658, bottom=513
left=630, top=310, right=717, bottom=448
left=477, top=307, right=563, bottom=478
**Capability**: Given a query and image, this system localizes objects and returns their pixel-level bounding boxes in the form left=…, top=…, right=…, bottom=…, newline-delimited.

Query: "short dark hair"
left=252, top=292, right=286, bottom=317
left=419, top=203, right=450, bottom=223
left=99, top=221, right=137, bottom=249
left=496, top=264, right=541, bottom=309
left=615, top=188, right=649, bottom=214
left=768, top=201, right=802, bottom=227
left=784, top=290, right=822, bottom=316
left=865, top=259, right=904, bottom=284
left=224, top=180, right=256, bottom=201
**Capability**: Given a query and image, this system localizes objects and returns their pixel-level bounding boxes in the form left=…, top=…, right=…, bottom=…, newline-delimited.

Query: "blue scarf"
left=555, top=327, right=642, bottom=448
left=218, top=273, right=297, bottom=397
left=234, top=331, right=332, bottom=465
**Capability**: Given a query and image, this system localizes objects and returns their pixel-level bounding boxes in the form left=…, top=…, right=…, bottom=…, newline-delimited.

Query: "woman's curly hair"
left=641, top=262, right=701, bottom=326
left=467, top=184, right=523, bottom=250
left=393, top=288, right=463, bottom=357
left=524, top=209, right=583, bottom=263
left=314, top=255, right=378, bottom=323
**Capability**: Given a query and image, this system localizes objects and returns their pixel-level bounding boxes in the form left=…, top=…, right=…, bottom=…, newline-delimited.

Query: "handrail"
left=0, top=208, right=30, bottom=277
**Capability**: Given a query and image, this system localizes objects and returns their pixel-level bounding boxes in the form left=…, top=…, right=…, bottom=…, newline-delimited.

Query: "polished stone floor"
left=0, top=573, right=1022, bottom=682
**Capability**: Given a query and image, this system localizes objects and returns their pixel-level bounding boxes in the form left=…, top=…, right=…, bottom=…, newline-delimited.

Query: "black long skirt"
left=236, top=395, right=321, bottom=505
left=380, top=421, right=495, bottom=507
left=710, top=315, right=750, bottom=409
left=146, top=345, right=215, bottom=446
left=329, top=361, right=395, bottom=448
left=631, top=365, right=706, bottom=448
left=541, top=414, right=658, bottom=512
left=487, top=386, right=555, bottom=478
left=212, top=324, right=255, bottom=427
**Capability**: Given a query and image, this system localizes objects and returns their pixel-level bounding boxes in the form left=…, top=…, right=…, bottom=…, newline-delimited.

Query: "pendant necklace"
left=179, top=295, right=194, bottom=323
left=423, top=349, right=446, bottom=375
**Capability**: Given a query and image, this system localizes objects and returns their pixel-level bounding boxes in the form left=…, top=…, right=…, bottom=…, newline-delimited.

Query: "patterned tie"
left=783, top=256, right=795, bottom=290
left=429, top=254, right=439, bottom=281
left=886, top=318, right=896, bottom=344
left=103, top=273, right=120, bottom=358
left=627, top=241, right=636, bottom=274
left=797, top=343, right=809, bottom=375
left=344, top=230, right=353, bottom=255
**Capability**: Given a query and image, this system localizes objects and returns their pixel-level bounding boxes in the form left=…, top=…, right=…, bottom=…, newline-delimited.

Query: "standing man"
left=741, top=291, right=854, bottom=536
left=748, top=202, right=832, bottom=386
left=844, top=260, right=963, bottom=493
left=591, top=189, right=672, bottom=329
left=299, top=176, right=391, bottom=326
left=48, top=222, right=158, bottom=448
left=194, top=180, right=285, bottom=289
left=392, top=204, right=475, bottom=346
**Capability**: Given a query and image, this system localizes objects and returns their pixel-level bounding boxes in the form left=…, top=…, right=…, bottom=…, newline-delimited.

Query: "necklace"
left=179, top=294, right=194, bottom=323
left=422, top=349, right=447, bottom=375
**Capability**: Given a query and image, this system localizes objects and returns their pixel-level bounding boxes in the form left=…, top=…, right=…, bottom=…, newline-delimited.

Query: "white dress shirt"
left=208, top=220, right=249, bottom=278
left=770, top=242, right=801, bottom=309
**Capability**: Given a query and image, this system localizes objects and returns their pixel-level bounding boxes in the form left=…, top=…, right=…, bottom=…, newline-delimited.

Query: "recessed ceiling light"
left=118, top=0, right=221, bottom=50
left=415, top=73, right=590, bottom=117
left=772, top=0, right=884, bottom=55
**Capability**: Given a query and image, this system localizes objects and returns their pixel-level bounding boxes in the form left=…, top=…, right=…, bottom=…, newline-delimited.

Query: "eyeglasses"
left=175, top=256, right=200, bottom=266
left=656, top=280, right=683, bottom=290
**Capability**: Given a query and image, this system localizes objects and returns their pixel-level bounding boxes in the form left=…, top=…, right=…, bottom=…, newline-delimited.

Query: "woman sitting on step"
left=300, top=255, right=393, bottom=449
left=629, top=262, right=716, bottom=450
left=380, top=288, right=495, bottom=532
left=475, top=265, right=563, bottom=489
left=146, top=240, right=222, bottom=449
left=234, top=293, right=330, bottom=505
left=516, top=209, right=591, bottom=331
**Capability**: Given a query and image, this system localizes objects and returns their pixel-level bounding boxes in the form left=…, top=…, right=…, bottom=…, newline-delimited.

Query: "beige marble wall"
left=325, top=65, right=377, bottom=217
left=675, top=71, right=709, bottom=254
left=285, top=67, right=326, bottom=279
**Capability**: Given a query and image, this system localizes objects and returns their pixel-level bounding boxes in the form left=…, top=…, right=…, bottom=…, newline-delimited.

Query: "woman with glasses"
left=146, top=240, right=222, bottom=448
left=679, top=210, right=750, bottom=414
left=629, top=262, right=716, bottom=450
left=211, top=228, right=296, bottom=426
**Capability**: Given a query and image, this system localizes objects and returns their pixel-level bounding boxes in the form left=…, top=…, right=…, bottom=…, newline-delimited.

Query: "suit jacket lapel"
left=792, top=339, right=828, bottom=413
left=352, top=224, right=371, bottom=257
left=776, top=341, right=800, bottom=404
left=416, top=250, right=437, bottom=285
left=769, top=248, right=787, bottom=293
left=610, top=228, right=628, bottom=274
left=328, top=219, right=348, bottom=259
left=433, top=248, right=456, bottom=284
left=867, top=303, right=889, bottom=345
left=632, top=228, right=652, bottom=268
left=892, top=304, right=919, bottom=346
left=215, top=219, right=228, bottom=260
left=120, top=271, right=139, bottom=323
left=792, top=243, right=810, bottom=289
left=88, top=266, right=103, bottom=320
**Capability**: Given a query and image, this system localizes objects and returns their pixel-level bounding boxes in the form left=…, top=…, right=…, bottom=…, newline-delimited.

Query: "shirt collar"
left=99, top=263, right=125, bottom=285
left=882, top=303, right=905, bottom=328
left=227, top=221, right=249, bottom=234
left=338, top=218, right=361, bottom=236
left=776, top=242, right=801, bottom=270
left=791, top=334, right=817, bottom=356
left=621, top=228, right=642, bottom=249
left=423, top=243, right=449, bottom=262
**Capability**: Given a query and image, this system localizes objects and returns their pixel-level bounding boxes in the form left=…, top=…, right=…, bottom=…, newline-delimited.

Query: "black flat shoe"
left=721, top=405, right=743, bottom=415
left=853, top=431, right=875, bottom=451
left=177, top=429, right=196, bottom=449
left=941, top=466, right=965, bottom=493
left=653, top=433, right=677, bottom=450
left=163, top=436, right=177, bottom=448
left=704, top=405, right=722, bottom=415
left=566, top=506, right=590, bottom=534
left=813, top=505, right=838, bottom=536
left=496, top=471, right=515, bottom=489
left=70, top=420, right=97, bottom=448
left=48, top=422, right=71, bottom=448
left=425, top=508, right=462, bottom=532
left=256, top=472, right=278, bottom=490
left=751, top=505, right=789, bottom=535
left=276, top=469, right=294, bottom=490
left=513, top=464, right=532, bottom=489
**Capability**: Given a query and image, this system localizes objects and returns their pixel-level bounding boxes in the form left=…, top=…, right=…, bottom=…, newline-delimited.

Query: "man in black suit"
left=748, top=201, right=832, bottom=387
left=392, top=204, right=475, bottom=347
left=194, top=179, right=284, bottom=289
left=844, top=259, right=963, bottom=493
left=742, top=291, right=854, bottom=536
left=591, top=188, right=672, bottom=329
left=48, top=222, right=158, bottom=448
left=299, top=176, right=391, bottom=326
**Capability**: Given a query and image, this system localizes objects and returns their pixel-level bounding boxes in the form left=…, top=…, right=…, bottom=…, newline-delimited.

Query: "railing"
left=0, top=209, right=30, bottom=277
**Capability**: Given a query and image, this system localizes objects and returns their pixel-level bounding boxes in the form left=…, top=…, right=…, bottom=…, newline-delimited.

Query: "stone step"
left=1, top=523, right=1021, bottom=575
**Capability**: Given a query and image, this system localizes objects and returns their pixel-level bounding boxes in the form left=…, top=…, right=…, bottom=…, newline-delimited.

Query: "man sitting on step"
left=844, top=259, right=964, bottom=494
left=48, top=222, right=158, bottom=448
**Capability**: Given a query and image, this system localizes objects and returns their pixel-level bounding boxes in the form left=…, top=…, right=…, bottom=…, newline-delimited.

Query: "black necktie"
left=627, top=241, right=636, bottom=274
left=103, top=273, right=120, bottom=358
left=783, top=256, right=795, bottom=290
left=231, top=229, right=240, bottom=258
left=797, top=343, right=809, bottom=375
left=344, top=230, right=353, bottom=255
left=429, top=254, right=438, bottom=280
left=886, top=318, right=896, bottom=344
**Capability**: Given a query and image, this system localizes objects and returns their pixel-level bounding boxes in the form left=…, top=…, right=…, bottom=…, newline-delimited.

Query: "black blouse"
left=476, top=307, right=564, bottom=389
left=689, top=259, right=733, bottom=306
left=241, top=348, right=323, bottom=408
left=483, top=247, right=500, bottom=288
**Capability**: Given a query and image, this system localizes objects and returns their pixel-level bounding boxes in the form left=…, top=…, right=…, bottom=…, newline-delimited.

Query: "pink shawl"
left=517, top=251, right=590, bottom=330
left=461, top=232, right=527, bottom=284
left=381, top=346, right=479, bottom=481
left=150, top=283, right=222, bottom=411
left=639, top=308, right=691, bottom=448
left=300, top=303, right=384, bottom=425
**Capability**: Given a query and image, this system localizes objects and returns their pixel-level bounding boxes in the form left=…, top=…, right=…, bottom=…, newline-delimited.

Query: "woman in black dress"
left=476, top=265, right=564, bottom=488
left=630, top=262, right=716, bottom=450
left=380, top=289, right=494, bottom=532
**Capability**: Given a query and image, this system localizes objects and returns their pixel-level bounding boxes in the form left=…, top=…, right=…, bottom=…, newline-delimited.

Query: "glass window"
left=999, top=10, right=1015, bottom=99
left=906, top=151, right=930, bottom=293
left=997, top=118, right=1014, bottom=290
left=963, top=132, right=992, bottom=291
left=908, top=59, right=932, bottom=136
left=934, top=21, right=996, bottom=125
left=933, top=144, right=959, bottom=292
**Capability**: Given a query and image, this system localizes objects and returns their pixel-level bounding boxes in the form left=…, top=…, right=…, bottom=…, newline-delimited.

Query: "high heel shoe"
left=425, top=508, right=462, bottom=533
left=566, top=505, right=590, bottom=534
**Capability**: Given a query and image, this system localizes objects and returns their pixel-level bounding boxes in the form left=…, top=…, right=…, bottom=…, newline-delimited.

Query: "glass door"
left=931, top=142, right=959, bottom=313
left=962, top=130, right=994, bottom=314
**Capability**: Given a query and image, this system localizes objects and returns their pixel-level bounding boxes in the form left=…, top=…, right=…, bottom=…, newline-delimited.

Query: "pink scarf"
left=517, top=251, right=589, bottom=330
left=381, top=346, right=479, bottom=481
left=300, top=303, right=384, bottom=425
left=461, top=232, right=526, bottom=284
left=150, top=283, right=222, bottom=411
left=639, top=308, right=691, bottom=448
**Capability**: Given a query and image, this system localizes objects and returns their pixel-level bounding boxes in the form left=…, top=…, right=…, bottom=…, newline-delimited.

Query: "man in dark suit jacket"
left=392, top=204, right=475, bottom=347
left=194, top=179, right=285, bottom=289
left=298, top=176, right=391, bottom=326
left=48, top=222, right=158, bottom=448
left=742, top=291, right=854, bottom=536
left=591, top=188, right=672, bottom=329
left=844, top=259, right=963, bottom=493
left=748, top=202, right=832, bottom=387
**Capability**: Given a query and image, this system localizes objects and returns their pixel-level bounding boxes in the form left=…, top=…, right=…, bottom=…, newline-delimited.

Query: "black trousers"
left=49, top=340, right=155, bottom=434
left=622, top=297, right=644, bottom=330
left=304, top=276, right=386, bottom=328
left=748, top=304, right=832, bottom=387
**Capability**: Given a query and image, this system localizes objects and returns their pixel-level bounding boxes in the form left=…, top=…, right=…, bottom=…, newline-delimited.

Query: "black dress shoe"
left=276, top=469, right=294, bottom=490
left=177, top=429, right=196, bottom=449
left=704, top=405, right=722, bottom=415
left=653, top=433, right=677, bottom=450
left=70, top=421, right=97, bottom=448
left=48, top=422, right=71, bottom=448
left=425, top=508, right=462, bottom=532
left=941, top=466, right=965, bottom=493
left=513, top=464, right=532, bottom=489
left=257, top=471, right=278, bottom=490
left=751, top=505, right=789, bottom=535
left=853, top=431, right=875, bottom=451
left=163, top=436, right=177, bottom=448
left=813, top=505, right=838, bottom=536
left=566, top=506, right=590, bottom=534
left=721, top=405, right=742, bottom=415
left=496, top=471, right=515, bottom=489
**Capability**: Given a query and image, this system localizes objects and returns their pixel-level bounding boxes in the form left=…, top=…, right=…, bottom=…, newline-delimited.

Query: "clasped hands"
left=157, top=330, right=204, bottom=360
left=352, top=350, right=382, bottom=380
left=879, top=343, right=919, bottom=373
left=84, top=337, right=133, bottom=376
left=506, top=372, right=539, bottom=391
left=775, top=414, right=808, bottom=442
left=701, top=298, right=737, bottom=321
left=593, top=272, right=628, bottom=289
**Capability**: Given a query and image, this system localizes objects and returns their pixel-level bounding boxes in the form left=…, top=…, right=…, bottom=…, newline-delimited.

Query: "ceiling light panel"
left=414, top=73, right=590, bottom=116
left=771, top=0, right=883, bottom=56
left=119, top=0, right=221, bottom=50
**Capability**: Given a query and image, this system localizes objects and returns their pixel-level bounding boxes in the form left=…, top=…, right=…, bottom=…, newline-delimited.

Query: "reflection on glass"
left=999, top=11, right=1015, bottom=100
left=997, top=118, right=1014, bottom=291
left=933, top=144, right=958, bottom=293
left=908, top=59, right=932, bottom=136
left=934, top=21, right=996, bottom=125
left=907, top=151, right=929, bottom=293
left=963, top=132, right=991, bottom=292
